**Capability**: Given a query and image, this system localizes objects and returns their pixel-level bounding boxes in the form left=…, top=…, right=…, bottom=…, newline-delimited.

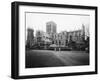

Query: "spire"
left=82, top=24, right=85, bottom=41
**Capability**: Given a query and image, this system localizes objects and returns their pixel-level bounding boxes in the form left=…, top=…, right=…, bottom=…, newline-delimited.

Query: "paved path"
left=26, top=50, right=89, bottom=68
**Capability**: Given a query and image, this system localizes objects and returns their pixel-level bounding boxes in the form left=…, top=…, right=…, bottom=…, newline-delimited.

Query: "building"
left=67, top=30, right=83, bottom=43
left=26, top=22, right=87, bottom=50
left=46, top=21, right=57, bottom=45
left=35, top=30, right=44, bottom=45
left=46, top=21, right=57, bottom=34
left=36, top=30, right=52, bottom=47
left=67, top=24, right=85, bottom=43
left=41, top=32, right=51, bottom=43
left=26, top=28, right=34, bottom=47
left=52, top=31, right=67, bottom=46
left=51, top=25, right=85, bottom=47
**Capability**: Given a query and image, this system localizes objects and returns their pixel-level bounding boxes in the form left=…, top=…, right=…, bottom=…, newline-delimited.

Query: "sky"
left=26, top=12, right=90, bottom=36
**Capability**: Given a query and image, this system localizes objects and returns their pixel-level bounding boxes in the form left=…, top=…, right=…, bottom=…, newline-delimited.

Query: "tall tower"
left=46, top=21, right=57, bottom=34
left=26, top=28, right=34, bottom=47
